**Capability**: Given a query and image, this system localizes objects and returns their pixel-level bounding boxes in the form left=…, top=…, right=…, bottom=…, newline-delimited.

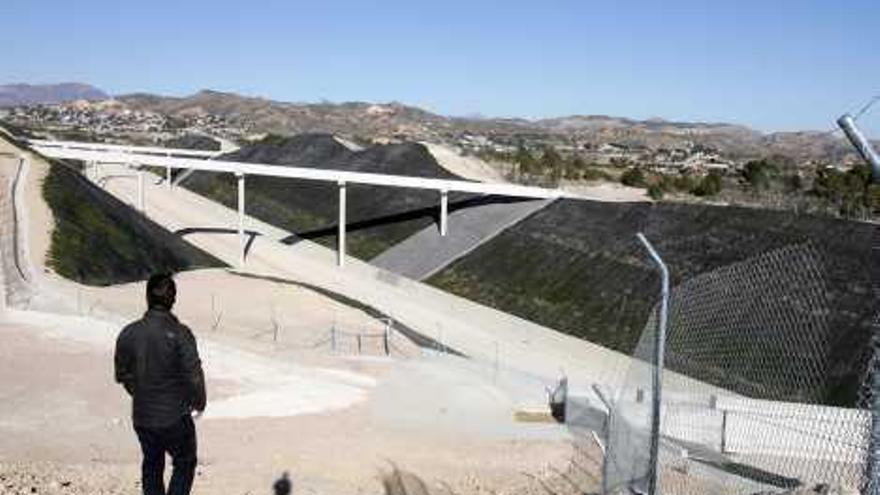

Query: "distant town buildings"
left=1, top=100, right=253, bottom=144
left=2, top=100, right=744, bottom=176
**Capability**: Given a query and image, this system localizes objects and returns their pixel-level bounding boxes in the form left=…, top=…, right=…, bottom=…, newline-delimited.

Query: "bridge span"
left=29, top=139, right=565, bottom=268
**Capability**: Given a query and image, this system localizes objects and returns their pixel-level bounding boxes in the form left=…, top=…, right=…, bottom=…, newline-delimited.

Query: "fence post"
left=637, top=232, right=669, bottom=495
left=493, top=341, right=500, bottom=384
left=592, top=384, right=613, bottom=494
left=720, top=409, right=728, bottom=455
left=357, top=333, right=362, bottom=355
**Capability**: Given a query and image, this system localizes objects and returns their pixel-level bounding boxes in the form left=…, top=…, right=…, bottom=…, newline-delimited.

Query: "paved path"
left=371, top=196, right=552, bottom=280
left=0, top=153, right=33, bottom=308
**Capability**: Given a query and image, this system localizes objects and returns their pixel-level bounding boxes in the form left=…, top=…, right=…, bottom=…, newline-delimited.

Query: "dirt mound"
left=183, top=134, right=472, bottom=259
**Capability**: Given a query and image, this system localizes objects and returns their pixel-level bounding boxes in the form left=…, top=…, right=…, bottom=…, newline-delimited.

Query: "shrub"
left=742, top=159, right=780, bottom=189
left=812, top=164, right=875, bottom=217
left=673, top=174, right=698, bottom=193
left=647, top=183, right=665, bottom=200
left=581, top=168, right=613, bottom=181
left=620, top=167, right=647, bottom=187
left=693, top=171, right=723, bottom=197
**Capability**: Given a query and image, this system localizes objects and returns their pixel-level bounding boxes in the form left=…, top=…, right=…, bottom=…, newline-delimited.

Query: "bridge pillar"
left=440, top=189, right=448, bottom=237
left=237, top=172, right=245, bottom=266
left=338, top=181, right=346, bottom=267
left=137, top=168, right=145, bottom=213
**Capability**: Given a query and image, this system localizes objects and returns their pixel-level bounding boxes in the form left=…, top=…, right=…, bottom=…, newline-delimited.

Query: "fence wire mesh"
left=592, top=241, right=875, bottom=494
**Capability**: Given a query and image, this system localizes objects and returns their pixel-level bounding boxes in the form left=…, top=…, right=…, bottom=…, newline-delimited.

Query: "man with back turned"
left=115, top=273, right=206, bottom=495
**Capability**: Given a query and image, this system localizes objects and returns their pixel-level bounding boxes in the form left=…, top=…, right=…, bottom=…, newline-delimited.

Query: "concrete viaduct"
left=29, top=139, right=565, bottom=268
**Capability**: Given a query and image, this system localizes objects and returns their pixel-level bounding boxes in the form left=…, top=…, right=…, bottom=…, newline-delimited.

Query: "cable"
left=853, top=94, right=880, bottom=121
left=816, top=93, right=879, bottom=137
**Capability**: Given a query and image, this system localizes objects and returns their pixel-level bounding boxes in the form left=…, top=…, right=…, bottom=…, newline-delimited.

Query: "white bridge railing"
left=30, top=139, right=565, bottom=268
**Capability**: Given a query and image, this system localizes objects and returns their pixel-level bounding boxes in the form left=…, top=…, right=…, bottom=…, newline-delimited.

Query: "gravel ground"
left=0, top=461, right=139, bottom=495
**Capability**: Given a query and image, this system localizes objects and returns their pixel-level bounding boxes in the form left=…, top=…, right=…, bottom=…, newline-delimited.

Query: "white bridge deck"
left=30, top=139, right=564, bottom=267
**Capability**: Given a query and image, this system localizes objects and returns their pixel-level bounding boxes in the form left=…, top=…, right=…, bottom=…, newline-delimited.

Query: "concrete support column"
left=165, top=153, right=172, bottom=190
left=237, top=172, right=245, bottom=267
left=440, top=189, right=449, bottom=237
left=137, top=167, right=145, bottom=213
left=338, top=181, right=347, bottom=267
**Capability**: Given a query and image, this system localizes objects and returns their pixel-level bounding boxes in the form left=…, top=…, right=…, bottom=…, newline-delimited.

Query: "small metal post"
left=493, top=341, right=499, bottom=383
left=338, top=181, right=346, bottom=267
left=357, top=333, right=362, bottom=354
left=210, top=293, right=217, bottom=331
left=838, top=114, right=880, bottom=181
left=592, top=383, right=614, bottom=495
left=720, top=410, right=728, bottom=454
left=383, top=322, right=390, bottom=355
left=440, top=189, right=449, bottom=236
left=331, top=324, right=337, bottom=352
left=166, top=165, right=172, bottom=189
left=636, top=232, right=669, bottom=495
left=236, top=172, right=245, bottom=266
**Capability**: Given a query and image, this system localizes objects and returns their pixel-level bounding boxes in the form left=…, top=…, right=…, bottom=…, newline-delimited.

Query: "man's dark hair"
left=146, top=272, right=176, bottom=310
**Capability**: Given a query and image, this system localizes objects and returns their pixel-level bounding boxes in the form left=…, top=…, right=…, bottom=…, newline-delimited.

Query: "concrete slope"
left=371, top=196, right=553, bottom=280
left=75, top=163, right=631, bottom=401
left=24, top=153, right=783, bottom=446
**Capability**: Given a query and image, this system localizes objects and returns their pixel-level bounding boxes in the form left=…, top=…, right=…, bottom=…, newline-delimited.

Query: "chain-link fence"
left=586, top=238, right=876, bottom=494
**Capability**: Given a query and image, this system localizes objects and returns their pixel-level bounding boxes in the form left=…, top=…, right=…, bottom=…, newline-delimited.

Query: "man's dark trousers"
left=135, top=415, right=197, bottom=495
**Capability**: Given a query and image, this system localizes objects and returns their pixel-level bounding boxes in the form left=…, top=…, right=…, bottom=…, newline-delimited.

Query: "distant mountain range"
left=2, top=83, right=869, bottom=163
left=117, top=89, right=863, bottom=163
left=0, top=83, right=108, bottom=107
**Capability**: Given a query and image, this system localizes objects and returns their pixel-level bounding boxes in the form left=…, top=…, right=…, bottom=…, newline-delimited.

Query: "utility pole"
left=838, top=113, right=880, bottom=495
left=838, top=114, right=880, bottom=181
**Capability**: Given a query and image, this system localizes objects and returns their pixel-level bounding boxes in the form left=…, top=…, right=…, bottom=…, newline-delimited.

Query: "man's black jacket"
left=115, top=309, right=206, bottom=428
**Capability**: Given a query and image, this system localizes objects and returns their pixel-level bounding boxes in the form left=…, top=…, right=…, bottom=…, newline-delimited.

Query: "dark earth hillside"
left=44, top=161, right=225, bottom=285
left=182, top=133, right=472, bottom=259
left=428, top=199, right=877, bottom=406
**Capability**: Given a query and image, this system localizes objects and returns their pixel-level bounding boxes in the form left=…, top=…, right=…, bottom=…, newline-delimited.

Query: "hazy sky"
left=2, top=0, right=878, bottom=135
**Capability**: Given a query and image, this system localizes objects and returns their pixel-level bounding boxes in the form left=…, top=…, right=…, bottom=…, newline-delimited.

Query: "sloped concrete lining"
left=370, top=196, right=553, bottom=280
